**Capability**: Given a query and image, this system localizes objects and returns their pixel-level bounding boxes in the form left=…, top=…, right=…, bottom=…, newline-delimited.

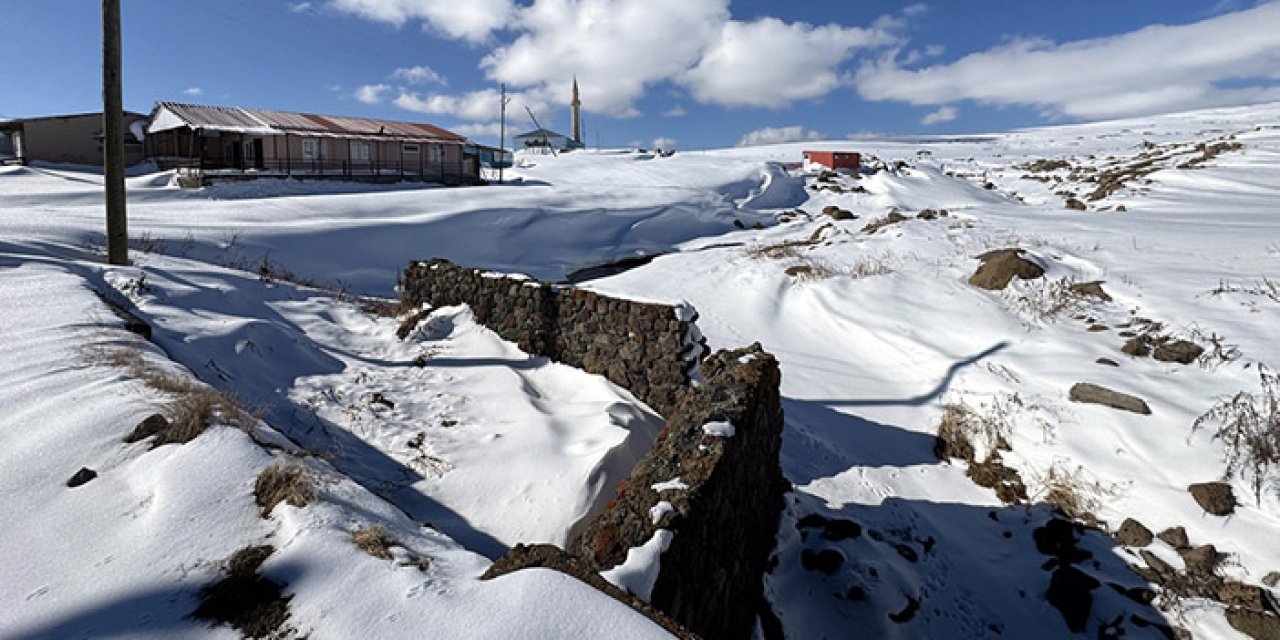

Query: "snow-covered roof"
left=147, top=102, right=466, bottom=143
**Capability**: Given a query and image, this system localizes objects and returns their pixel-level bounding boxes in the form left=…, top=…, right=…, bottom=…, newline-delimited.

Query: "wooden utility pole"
left=498, top=83, right=510, bottom=184
left=103, top=0, right=128, bottom=265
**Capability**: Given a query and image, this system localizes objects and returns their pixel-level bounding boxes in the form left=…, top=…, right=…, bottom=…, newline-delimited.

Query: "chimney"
left=571, top=76, right=582, bottom=146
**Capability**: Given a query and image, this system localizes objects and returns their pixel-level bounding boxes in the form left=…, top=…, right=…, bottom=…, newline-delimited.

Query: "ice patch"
left=599, top=529, right=675, bottom=602
left=702, top=421, right=736, bottom=438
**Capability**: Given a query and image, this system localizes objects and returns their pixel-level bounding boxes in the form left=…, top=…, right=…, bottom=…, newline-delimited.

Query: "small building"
left=145, top=101, right=481, bottom=184
left=513, top=128, right=583, bottom=154
left=0, top=111, right=148, bottom=166
left=803, top=150, right=861, bottom=173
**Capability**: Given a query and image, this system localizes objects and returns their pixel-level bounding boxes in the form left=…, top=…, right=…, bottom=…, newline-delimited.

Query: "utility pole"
left=103, top=0, right=128, bottom=265
left=498, top=83, right=510, bottom=184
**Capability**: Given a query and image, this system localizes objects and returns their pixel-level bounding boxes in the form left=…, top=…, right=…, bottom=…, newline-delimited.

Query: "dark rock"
left=785, top=265, right=813, bottom=278
left=1088, top=324, right=1109, bottom=332
left=917, top=209, right=939, bottom=220
left=821, top=205, right=856, bottom=220
left=1263, top=572, right=1280, bottom=588
left=1138, top=550, right=1176, bottom=580
left=1218, top=581, right=1272, bottom=612
left=967, top=458, right=1028, bottom=504
left=1157, top=527, right=1190, bottom=549
left=1068, top=383, right=1152, bottom=415
left=1047, top=565, right=1100, bottom=633
left=1188, top=482, right=1236, bottom=516
left=733, top=219, right=746, bottom=229
left=124, top=413, right=169, bottom=443
left=1070, top=281, right=1113, bottom=301
left=1096, top=358, right=1120, bottom=367
left=66, top=467, right=98, bottom=488
left=1109, top=582, right=1157, bottom=605
left=1122, top=337, right=1152, bottom=357
left=968, top=249, right=1045, bottom=290
left=395, top=308, right=433, bottom=340
left=1178, top=544, right=1220, bottom=576
left=801, top=548, right=846, bottom=575
left=1226, top=608, right=1280, bottom=640
left=1152, top=340, right=1204, bottom=365
left=888, top=596, right=921, bottom=623
left=1114, top=518, right=1153, bottom=547
left=1116, top=205, right=1128, bottom=212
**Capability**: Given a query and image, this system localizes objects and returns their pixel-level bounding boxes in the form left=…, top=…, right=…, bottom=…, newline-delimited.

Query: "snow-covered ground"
left=2, top=102, right=1278, bottom=638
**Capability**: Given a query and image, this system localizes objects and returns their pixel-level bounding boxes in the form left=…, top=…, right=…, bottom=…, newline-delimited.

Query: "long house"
left=146, top=102, right=482, bottom=184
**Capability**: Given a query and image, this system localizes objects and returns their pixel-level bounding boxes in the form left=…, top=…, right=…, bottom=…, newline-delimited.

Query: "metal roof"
left=150, top=102, right=465, bottom=142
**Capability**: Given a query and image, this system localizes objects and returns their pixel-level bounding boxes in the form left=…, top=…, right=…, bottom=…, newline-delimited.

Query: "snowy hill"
left=2, top=101, right=1278, bottom=638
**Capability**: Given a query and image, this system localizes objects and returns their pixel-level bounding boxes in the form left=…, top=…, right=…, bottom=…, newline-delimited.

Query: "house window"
left=427, top=144, right=444, bottom=165
left=302, top=138, right=328, bottom=160
left=402, top=143, right=420, bottom=154
left=351, top=140, right=371, bottom=162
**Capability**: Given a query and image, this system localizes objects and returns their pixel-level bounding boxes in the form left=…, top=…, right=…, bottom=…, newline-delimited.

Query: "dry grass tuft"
left=1193, top=365, right=1280, bottom=505
left=254, top=460, right=317, bottom=517
left=848, top=252, right=895, bottom=279
left=353, top=525, right=397, bottom=560
left=1031, top=462, right=1114, bottom=526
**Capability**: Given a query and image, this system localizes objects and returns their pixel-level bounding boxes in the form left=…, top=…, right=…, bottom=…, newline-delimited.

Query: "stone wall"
left=402, top=259, right=705, bottom=417
left=568, top=343, right=787, bottom=639
left=404, top=259, right=786, bottom=639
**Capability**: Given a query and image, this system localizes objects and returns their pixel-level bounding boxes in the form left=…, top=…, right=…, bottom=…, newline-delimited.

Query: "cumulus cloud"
left=736, top=125, right=823, bottom=147
left=289, top=2, right=312, bottom=13
left=183, top=87, right=204, bottom=97
left=921, top=105, right=957, bottom=125
left=450, top=122, right=505, bottom=138
left=354, top=84, right=392, bottom=104
left=855, top=2, right=1280, bottom=120
left=651, top=136, right=677, bottom=150
left=327, top=0, right=515, bottom=42
left=681, top=18, right=896, bottom=108
left=393, top=88, right=547, bottom=122
left=392, top=65, right=445, bottom=85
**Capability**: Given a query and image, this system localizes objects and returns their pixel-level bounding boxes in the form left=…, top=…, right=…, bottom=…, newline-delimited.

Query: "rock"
left=1070, top=281, right=1113, bottom=302
left=1114, top=518, right=1154, bottom=547
left=1088, top=324, right=1109, bottom=332
left=861, top=211, right=908, bottom=233
left=1157, top=527, right=1190, bottom=549
left=1263, top=572, right=1280, bottom=588
left=1139, top=550, right=1176, bottom=580
left=1065, top=198, right=1087, bottom=210
left=1047, top=565, right=1100, bottom=633
left=1178, top=544, right=1220, bottom=576
left=1068, top=383, right=1152, bottom=415
left=1153, top=340, right=1204, bottom=365
left=1096, top=358, right=1120, bottom=367
left=1219, top=581, right=1271, bottom=612
left=821, top=205, right=856, bottom=221
left=123, top=413, right=169, bottom=443
left=917, top=209, right=939, bottom=220
left=1188, top=482, right=1236, bottom=516
left=1122, top=337, right=1152, bottom=357
left=968, top=249, right=1046, bottom=290
left=1226, top=608, right=1280, bottom=640
left=66, top=467, right=98, bottom=488
left=395, top=308, right=433, bottom=340
left=785, top=265, right=813, bottom=278
left=967, top=458, right=1028, bottom=504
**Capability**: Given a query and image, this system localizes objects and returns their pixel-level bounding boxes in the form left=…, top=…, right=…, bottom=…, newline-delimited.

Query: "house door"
left=252, top=139, right=264, bottom=170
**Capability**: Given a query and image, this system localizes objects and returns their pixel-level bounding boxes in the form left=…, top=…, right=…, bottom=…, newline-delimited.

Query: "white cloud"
left=921, top=105, right=957, bottom=125
left=681, top=18, right=896, bottom=108
left=736, top=125, right=823, bottom=147
left=183, top=87, right=204, bottom=97
left=855, top=2, right=1280, bottom=120
left=327, top=0, right=515, bottom=42
left=393, top=88, right=548, bottom=122
left=663, top=104, right=686, bottom=117
left=392, top=65, right=445, bottom=85
left=289, top=2, right=312, bottom=13
left=354, top=84, right=392, bottom=104
left=651, top=136, right=677, bottom=150
left=451, top=122, right=505, bottom=138
left=902, top=3, right=929, bottom=17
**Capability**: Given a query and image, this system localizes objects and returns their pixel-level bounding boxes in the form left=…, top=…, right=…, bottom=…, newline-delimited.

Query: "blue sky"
left=2, top=0, right=1278, bottom=149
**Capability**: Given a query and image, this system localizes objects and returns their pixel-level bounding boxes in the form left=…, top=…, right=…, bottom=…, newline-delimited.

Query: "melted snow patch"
left=599, top=529, right=675, bottom=602
left=702, top=421, right=736, bottom=438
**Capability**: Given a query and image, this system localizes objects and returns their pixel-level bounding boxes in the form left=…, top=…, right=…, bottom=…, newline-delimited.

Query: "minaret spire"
left=571, top=76, right=582, bottom=147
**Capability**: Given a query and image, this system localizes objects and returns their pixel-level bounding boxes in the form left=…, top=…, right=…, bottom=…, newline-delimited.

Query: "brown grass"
left=353, top=525, right=396, bottom=560
left=1192, top=365, right=1280, bottom=505
left=1031, top=462, right=1112, bottom=526
left=848, top=253, right=895, bottom=279
left=254, top=460, right=317, bottom=517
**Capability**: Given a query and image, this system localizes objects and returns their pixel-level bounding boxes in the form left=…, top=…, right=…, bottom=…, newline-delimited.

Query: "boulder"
left=1068, top=383, right=1152, bottom=415
left=1153, top=340, right=1204, bottom=365
left=1065, top=198, right=1087, bottom=210
left=1226, top=608, right=1280, bottom=640
left=1114, top=518, right=1154, bottom=547
left=1178, top=544, right=1220, bottom=576
left=1188, top=482, right=1236, bottom=516
left=1070, top=281, right=1113, bottom=302
left=968, top=249, right=1045, bottom=290
left=66, top=467, right=98, bottom=488
left=1157, top=526, right=1190, bottom=549
left=821, top=205, right=856, bottom=221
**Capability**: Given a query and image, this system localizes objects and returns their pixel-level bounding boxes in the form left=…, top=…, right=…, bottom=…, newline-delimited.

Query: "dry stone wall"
left=402, top=259, right=705, bottom=417
left=403, top=259, right=786, bottom=639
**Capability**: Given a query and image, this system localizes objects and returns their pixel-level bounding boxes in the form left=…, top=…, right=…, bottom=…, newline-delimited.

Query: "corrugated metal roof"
left=151, top=102, right=466, bottom=142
